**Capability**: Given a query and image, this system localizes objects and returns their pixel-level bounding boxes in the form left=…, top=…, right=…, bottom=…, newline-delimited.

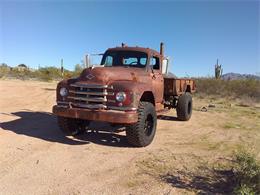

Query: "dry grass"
left=126, top=99, right=260, bottom=194
left=129, top=149, right=260, bottom=194
left=232, top=150, right=260, bottom=194
left=195, top=78, right=260, bottom=102
left=0, top=65, right=79, bottom=81
left=223, top=122, right=242, bottom=129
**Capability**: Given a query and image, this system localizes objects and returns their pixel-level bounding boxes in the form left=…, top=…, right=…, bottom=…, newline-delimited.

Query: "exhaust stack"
left=160, top=42, right=164, bottom=56
left=85, top=54, right=90, bottom=68
left=121, top=43, right=127, bottom=47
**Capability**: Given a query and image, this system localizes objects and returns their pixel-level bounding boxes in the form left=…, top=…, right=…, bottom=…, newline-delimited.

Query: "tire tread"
left=176, top=93, right=192, bottom=121
left=126, top=101, right=156, bottom=147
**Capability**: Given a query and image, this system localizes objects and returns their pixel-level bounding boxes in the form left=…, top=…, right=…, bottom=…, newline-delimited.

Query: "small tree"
left=17, top=64, right=28, bottom=68
left=0, top=63, right=8, bottom=67
left=74, top=64, right=84, bottom=73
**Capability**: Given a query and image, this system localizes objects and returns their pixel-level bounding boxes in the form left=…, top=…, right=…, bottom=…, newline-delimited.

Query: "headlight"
left=115, top=92, right=126, bottom=102
left=60, top=87, right=68, bottom=97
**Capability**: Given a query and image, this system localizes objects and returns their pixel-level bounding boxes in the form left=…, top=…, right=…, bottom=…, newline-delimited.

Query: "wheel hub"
left=144, top=114, right=154, bottom=136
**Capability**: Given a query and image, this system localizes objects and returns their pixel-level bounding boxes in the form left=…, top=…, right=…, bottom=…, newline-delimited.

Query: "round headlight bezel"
left=115, top=91, right=126, bottom=102
left=60, top=87, right=68, bottom=97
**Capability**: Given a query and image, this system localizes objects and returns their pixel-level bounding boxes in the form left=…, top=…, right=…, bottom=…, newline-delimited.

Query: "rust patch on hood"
left=79, top=66, right=145, bottom=84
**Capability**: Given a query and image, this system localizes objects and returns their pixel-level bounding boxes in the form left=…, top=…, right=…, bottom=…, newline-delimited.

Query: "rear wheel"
left=57, top=116, right=89, bottom=136
left=126, top=101, right=157, bottom=147
left=176, top=93, right=193, bottom=121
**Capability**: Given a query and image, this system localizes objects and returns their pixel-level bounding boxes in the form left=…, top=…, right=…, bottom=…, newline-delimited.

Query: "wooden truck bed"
left=164, top=77, right=196, bottom=96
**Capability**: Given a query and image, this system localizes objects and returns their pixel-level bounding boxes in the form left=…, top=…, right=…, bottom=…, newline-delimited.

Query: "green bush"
left=234, top=184, right=255, bottom=195
left=37, top=66, right=62, bottom=81
left=74, top=63, right=85, bottom=74
left=233, top=150, right=260, bottom=194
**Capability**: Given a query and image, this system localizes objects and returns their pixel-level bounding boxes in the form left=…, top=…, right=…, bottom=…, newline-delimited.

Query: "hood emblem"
left=86, top=74, right=95, bottom=80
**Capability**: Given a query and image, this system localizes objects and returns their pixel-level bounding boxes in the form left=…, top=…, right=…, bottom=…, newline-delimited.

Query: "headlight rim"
left=115, top=91, right=126, bottom=102
left=60, top=87, right=68, bottom=97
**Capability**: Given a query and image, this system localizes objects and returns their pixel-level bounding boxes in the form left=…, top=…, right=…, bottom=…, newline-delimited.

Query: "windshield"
left=101, top=50, right=148, bottom=68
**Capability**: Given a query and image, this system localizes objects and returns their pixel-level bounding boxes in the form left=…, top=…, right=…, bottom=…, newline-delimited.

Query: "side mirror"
left=162, top=57, right=169, bottom=74
left=85, top=54, right=91, bottom=68
left=85, top=53, right=104, bottom=68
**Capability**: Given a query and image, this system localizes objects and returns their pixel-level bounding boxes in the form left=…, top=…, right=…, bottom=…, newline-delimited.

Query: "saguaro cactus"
left=61, top=58, right=64, bottom=78
left=215, top=59, right=223, bottom=79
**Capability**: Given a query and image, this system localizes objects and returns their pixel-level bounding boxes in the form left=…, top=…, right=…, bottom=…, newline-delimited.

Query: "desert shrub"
left=235, top=184, right=255, bottom=195
left=195, top=78, right=260, bottom=101
left=37, top=66, right=62, bottom=81
left=63, top=71, right=75, bottom=79
left=0, top=64, right=10, bottom=78
left=7, top=67, right=34, bottom=80
left=233, top=150, right=260, bottom=194
left=74, top=64, right=85, bottom=74
left=0, top=64, right=79, bottom=81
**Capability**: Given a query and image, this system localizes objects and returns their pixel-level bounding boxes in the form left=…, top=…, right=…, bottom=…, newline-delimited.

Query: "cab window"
left=104, top=55, right=113, bottom=66
left=150, top=56, right=160, bottom=70
left=101, top=51, right=148, bottom=68
left=123, top=57, right=138, bottom=65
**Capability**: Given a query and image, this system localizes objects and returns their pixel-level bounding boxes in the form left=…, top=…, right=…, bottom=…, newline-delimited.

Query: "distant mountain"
left=222, top=73, right=260, bottom=80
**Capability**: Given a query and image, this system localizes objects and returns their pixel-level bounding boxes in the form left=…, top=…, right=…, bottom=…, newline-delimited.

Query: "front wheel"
left=57, top=116, right=89, bottom=136
left=126, top=101, right=157, bottom=147
left=176, top=93, right=193, bottom=121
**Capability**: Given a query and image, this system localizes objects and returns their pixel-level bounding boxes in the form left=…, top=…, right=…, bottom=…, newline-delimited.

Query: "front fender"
left=56, top=77, right=78, bottom=101
left=109, top=80, right=153, bottom=108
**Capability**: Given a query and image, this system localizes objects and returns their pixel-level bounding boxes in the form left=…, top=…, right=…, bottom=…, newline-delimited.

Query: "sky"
left=0, top=0, right=259, bottom=77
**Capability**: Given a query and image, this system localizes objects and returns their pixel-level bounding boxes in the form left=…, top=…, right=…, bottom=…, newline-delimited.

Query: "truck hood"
left=78, top=66, right=148, bottom=84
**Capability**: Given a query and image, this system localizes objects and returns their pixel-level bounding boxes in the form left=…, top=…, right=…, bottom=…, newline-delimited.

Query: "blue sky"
left=0, top=0, right=259, bottom=77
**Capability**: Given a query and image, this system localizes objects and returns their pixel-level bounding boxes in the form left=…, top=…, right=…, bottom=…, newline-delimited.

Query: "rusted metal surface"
left=53, top=43, right=196, bottom=124
left=106, top=46, right=161, bottom=57
left=164, top=78, right=196, bottom=96
left=53, top=105, right=138, bottom=124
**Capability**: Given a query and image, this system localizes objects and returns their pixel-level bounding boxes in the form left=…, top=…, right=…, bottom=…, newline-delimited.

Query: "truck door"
left=150, top=55, right=164, bottom=103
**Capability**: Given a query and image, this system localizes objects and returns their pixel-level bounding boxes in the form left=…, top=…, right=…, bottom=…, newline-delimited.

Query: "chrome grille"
left=68, top=83, right=114, bottom=109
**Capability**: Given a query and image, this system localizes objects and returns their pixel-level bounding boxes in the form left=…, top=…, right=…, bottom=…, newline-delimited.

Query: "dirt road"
left=1, top=80, right=259, bottom=194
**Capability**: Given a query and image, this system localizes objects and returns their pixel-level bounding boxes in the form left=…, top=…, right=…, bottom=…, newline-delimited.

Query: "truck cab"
left=53, top=43, right=195, bottom=147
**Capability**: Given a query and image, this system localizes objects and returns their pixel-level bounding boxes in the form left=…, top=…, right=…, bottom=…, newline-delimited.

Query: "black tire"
left=176, top=93, right=192, bottom=121
left=126, top=101, right=157, bottom=147
left=57, top=116, right=89, bottom=136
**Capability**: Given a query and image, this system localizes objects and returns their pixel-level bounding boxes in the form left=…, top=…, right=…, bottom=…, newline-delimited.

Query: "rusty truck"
left=52, top=43, right=196, bottom=147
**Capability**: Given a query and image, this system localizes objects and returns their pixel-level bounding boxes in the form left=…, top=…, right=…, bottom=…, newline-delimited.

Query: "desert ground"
left=0, top=80, right=259, bottom=195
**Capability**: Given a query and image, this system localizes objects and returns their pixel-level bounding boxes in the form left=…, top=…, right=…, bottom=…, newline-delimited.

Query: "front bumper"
left=52, top=105, right=138, bottom=124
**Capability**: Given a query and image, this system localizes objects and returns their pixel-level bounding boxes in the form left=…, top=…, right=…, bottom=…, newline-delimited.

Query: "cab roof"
left=106, top=46, right=162, bottom=57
